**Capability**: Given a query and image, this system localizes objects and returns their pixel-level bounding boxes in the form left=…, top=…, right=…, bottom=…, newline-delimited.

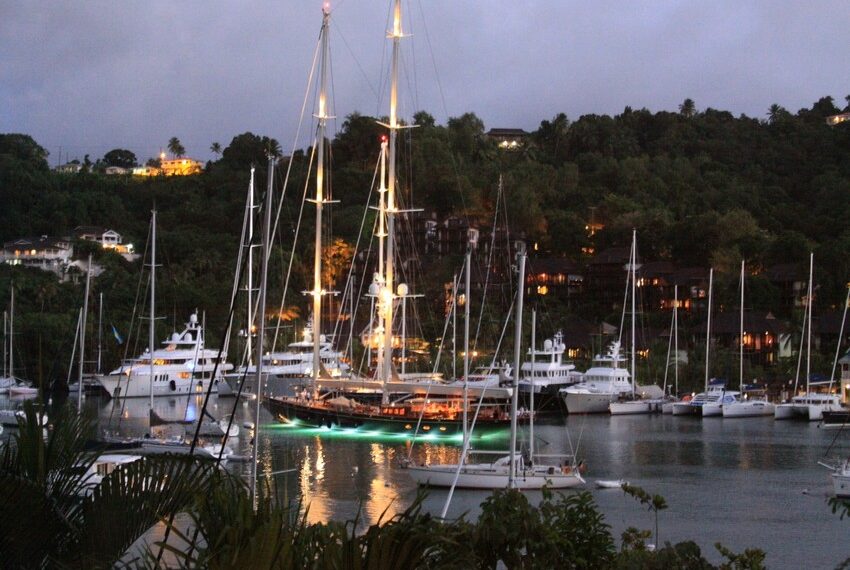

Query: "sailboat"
left=660, top=285, right=681, bottom=414
left=265, top=1, right=512, bottom=435
left=723, top=261, right=775, bottom=418
left=96, top=212, right=232, bottom=399
left=4, top=286, right=38, bottom=397
left=672, top=268, right=740, bottom=416
left=610, top=230, right=660, bottom=415
left=0, top=310, right=13, bottom=393
left=405, top=245, right=584, bottom=489
left=775, top=253, right=840, bottom=420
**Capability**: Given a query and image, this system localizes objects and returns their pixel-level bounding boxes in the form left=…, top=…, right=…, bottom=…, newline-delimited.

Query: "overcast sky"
left=2, top=1, right=848, bottom=164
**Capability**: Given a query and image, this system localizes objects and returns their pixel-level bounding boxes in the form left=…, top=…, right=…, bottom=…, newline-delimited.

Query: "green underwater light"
left=262, top=420, right=508, bottom=444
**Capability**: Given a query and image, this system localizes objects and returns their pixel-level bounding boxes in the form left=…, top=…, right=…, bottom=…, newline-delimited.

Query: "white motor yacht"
left=97, top=312, right=232, bottom=398
left=722, top=396, right=775, bottom=417
left=221, top=327, right=349, bottom=397
left=518, top=332, right=582, bottom=411
left=561, top=342, right=631, bottom=414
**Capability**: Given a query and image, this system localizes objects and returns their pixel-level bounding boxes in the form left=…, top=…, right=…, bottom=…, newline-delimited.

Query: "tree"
left=413, top=110, right=436, bottom=128
left=167, top=137, right=186, bottom=157
left=210, top=141, right=222, bottom=158
left=220, top=132, right=282, bottom=171
left=102, top=148, right=137, bottom=168
left=767, top=103, right=788, bottom=124
left=679, top=98, right=696, bottom=118
left=0, top=133, right=49, bottom=170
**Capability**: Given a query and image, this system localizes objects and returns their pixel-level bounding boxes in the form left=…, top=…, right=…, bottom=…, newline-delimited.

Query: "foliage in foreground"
left=0, top=404, right=767, bottom=569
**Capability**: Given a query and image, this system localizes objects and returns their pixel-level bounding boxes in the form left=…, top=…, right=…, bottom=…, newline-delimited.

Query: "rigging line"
left=330, top=153, right=381, bottom=342
left=223, top=175, right=253, bottom=365
left=329, top=13, right=380, bottom=102
left=270, top=144, right=317, bottom=354
left=111, top=217, right=152, bottom=428
left=155, top=194, right=251, bottom=567
left=473, top=181, right=502, bottom=352
left=268, top=24, right=322, bottom=348
left=440, top=296, right=516, bottom=519
left=353, top=216, right=379, bottom=376
left=617, top=241, right=632, bottom=347
left=827, top=286, right=850, bottom=395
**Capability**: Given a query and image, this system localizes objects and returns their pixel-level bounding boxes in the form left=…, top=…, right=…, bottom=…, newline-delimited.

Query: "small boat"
left=820, top=459, right=850, bottom=498
left=78, top=454, right=144, bottom=496
left=819, top=409, right=850, bottom=429
left=9, top=385, right=39, bottom=397
left=596, top=479, right=628, bottom=489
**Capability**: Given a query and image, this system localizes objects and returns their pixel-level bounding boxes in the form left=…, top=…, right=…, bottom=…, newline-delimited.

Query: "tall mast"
left=704, top=268, right=713, bottom=392
left=247, top=167, right=255, bottom=367
left=311, top=6, right=332, bottom=396
left=9, top=286, right=13, bottom=380
left=673, top=285, right=679, bottom=396
left=462, top=249, right=471, bottom=448
left=529, top=308, right=536, bottom=459
left=739, top=260, right=745, bottom=393
left=630, top=230, right=636, bottom=397
left=508, top=242, right=527, bottom=489
left=252, top=155, right=275, bottom=504
left=2, top=311, right=6, bottom=378
left=806, top=252, right=814, bottom=394
left=78, top=254, right=92, bottom=413
left=149, top=210, right=156, bottom=412
left=97, top=292, right=103, bottom=374
left=381, top=0, right=403, bottom=396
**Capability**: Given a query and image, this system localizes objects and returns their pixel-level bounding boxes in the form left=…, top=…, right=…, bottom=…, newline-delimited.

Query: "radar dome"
left=189, top=313, right=198, bottom=324
left=171, top=332, right=181, bottom=341
left=368, top=283, right=379, bottom=296
left=397, top=283, right=408, bottom=297
left=544, top=339, right=553, bottom=350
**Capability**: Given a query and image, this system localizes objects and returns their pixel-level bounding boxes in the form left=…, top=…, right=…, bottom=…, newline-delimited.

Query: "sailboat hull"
left=266, top=396, right=511, bottom=435
left=405, top=463, right=584, bottom=490
left=722, top=401, right=775, bottom=417
left=563, top=392, right=617, bottom=414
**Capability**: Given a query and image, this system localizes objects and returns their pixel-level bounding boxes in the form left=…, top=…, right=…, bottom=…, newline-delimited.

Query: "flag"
left=111, top=324, right=124, bottom=345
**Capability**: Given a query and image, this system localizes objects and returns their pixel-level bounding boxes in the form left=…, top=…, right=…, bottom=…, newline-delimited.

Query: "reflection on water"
left=2, top=393, right=849, bottom=567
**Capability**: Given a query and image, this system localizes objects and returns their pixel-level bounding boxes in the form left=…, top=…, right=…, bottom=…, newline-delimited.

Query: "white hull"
left=406, top=462, right=584, bottom=490
left=661, top=402, right=675, bottom=414
left=609, top=400, right=651, bottom=415
left=564, top=391, right=617, bottom=414
left=8, top=386, right=38, bottom=396
left=834, top=473, right=850, bottom=498
left=671, top=402, right=700, bottom=416
left=97, top=374, right=218, bottom=398
left=774, top=403, right=827, bottom=421
left=722, top=401, right=775, bottom=418
left=701, top=402, right=723, bottom=417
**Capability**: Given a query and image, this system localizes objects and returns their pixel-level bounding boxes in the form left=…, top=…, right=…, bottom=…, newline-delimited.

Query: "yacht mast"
left=462, top=248, right=471, bottom=448
left=529, top=308, right=536, bottom=459
left=2, top=311, right=6, bottom=378
left=78, top=254, right=92, bottom=413
left=97, top=292, right=103, bottom=374
left=149, top=210, right=157, bottom=412
left=252, top=155, right=275, bottom=504
left=508, top=242, right=527, bottom=489
left=630, top=230, right=636, bottom=397
left=381, top=0, right=403, bottom=399
left=673, top=285, right=679, bottom=395
left=739, top=260, right=745, bottom=393
left=311, top=6, right=332, bottom=396
left=806, top=252, right=814, bottom=394
left=247, top=167, right=255, bottom=368
left=9, top=286, right=14, bottom=380
left=704, top=268, right=713, bottom=392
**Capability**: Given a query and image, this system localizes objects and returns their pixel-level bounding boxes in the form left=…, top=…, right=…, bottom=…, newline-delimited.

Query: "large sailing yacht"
left=265, top=2, right=512, bottom=435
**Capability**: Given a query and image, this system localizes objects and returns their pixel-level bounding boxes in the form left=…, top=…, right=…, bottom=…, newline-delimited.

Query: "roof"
left=486, top=128, right=529, bottom=137
left=73, top=225, right=110, bottom=237
left=702, top=311, right=790, bottom=335
left=589, top=247, right=631, bottom=266
left=3, top=235, right=72, bottom=251
left=528, top=257, right=582, bottom=275
left=636, top=261, right=676, bottom=278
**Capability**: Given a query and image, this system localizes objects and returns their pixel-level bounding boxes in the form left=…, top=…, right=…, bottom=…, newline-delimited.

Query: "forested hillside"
left=1, top=95, right=849, bottom=390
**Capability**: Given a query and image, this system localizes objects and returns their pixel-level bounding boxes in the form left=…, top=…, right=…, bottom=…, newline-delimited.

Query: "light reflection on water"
left=2, top=394, right=848, bottom=567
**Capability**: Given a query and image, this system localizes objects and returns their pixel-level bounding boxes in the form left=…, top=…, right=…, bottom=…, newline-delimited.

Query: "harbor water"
left=3, top=392, right=848, bottom=567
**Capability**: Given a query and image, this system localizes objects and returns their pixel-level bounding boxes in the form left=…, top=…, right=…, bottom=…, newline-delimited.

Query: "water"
left=3, top=393, right=848, bottom=567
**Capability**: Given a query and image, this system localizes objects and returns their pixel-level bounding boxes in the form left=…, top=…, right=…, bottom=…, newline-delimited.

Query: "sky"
left=2, top=1, right=848, bottom=165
